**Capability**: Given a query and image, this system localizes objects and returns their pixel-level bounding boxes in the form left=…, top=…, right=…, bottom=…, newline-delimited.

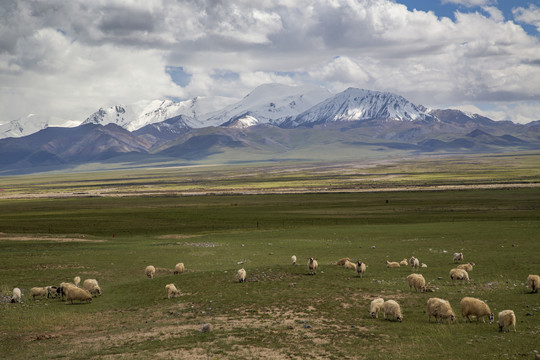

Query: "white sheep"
left=498, top=310, right=516, bottom=332
left=407, top=273, right=426, bottom=292
left=528, top=274, right=540, bottom=293
left=356, top=261, right=366, bottom=278
left=73, top=276, right=81, bottom=287
left=308, top=257, right=318, bottom=275
left=30, top=287, right=49, bottom=299
left=173, top=262, right=185, bottom=275
left=386, top=260, right=400, bottom=268
left=399, top=258, right=408, bottom=266
left=344, top=260, right=356, bottom=270
left=57, top=282, right=77, bottom=300
left=460, top=297, right=494, bottom=323
left=336, top=257, right=350, bottom=266
left=369, top=298, right=384, bottom=318
left=83, top=279, right=102, bottom=297
left=453, top=252, right=464, bottom=262
left=421, top=263, right=428, bottom=268
left=409, top=256, right=419, bottom=271
left=383, top=300, right=403, bottom=322
left=457, top=262, right=475, bottom=272
left=237, top=268, right=246, bottom=283
left=450, top=268, right=469, bottom=284
left=145, top=265, right=156, bottom=279
left=65, top=287, right=92, bottom=304
left=291, top=255, right=297, bottom=266
left=165, top=283, right=182, bottom=298
left=427, top=297, right=455, bottom=323
left=11, top=288, right=21, bottom=303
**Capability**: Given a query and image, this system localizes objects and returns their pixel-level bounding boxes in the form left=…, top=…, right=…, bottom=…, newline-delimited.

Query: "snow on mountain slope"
left=205, top=83, right=332, bottom=127
left=283, top=88, right=429, bottom=127
left=82, top=96, right=236, bottom=131
left=0, top=114, right=51, bottom=139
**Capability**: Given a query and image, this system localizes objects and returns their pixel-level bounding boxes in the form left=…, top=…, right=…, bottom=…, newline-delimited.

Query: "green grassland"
left=1, top=151, right=539, bottom=197
left=0, top=156, right=539, bottom=359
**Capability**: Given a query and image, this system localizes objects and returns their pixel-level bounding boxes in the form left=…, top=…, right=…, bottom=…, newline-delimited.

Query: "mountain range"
left=1, top=84, right=539, bottom=175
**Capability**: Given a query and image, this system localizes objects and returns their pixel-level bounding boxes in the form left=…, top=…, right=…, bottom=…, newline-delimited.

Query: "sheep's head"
left=370, top=312, right=377, bottom=319
left=488, top=313, right=494, bottom=324
left=397, top=316, right=402, bottom=322
left=449, top=315, right=455, bottom=323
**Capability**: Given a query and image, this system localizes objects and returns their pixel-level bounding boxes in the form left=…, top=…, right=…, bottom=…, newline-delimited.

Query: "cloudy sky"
left=1, top=0, right=540, bottom=126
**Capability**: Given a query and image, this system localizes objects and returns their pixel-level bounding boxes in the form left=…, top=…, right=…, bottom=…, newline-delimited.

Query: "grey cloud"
left=98, top=7, right=156, bottom=36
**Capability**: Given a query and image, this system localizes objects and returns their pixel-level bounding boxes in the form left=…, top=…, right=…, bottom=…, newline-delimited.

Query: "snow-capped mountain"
left=206, top=83, right=332, bottom=127
left=82, top=97, right=236, bottom=131
left=0, top=114, right=51, bottom=139
left=281, top=88, right=431, bottom=128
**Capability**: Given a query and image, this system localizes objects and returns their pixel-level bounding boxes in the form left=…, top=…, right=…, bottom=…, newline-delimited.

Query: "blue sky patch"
left=165, top=66, right=191, bottom=87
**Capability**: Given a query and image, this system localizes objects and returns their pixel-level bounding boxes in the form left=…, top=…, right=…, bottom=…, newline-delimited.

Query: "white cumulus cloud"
left=1, top=0, right=540, bottom=125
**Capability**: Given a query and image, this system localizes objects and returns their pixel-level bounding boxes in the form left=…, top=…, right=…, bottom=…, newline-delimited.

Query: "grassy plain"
left=0, top=154, right=539, bottom=359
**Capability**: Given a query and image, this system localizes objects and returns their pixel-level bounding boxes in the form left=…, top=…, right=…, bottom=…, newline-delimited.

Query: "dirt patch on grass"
left=0, top=233, right=105, bottom=243
left=181, top=242, right=219, bottom=248
left=14, top=301, right=380, bottom=360
left=157, top=234, right=200, bottom=240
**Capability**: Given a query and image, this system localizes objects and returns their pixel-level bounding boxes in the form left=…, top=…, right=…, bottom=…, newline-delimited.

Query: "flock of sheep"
left=9, top=251, right=539, bottom=334
left=10, top=276, right=102, bottom=305
left=296, top=252, right=538, bottom=333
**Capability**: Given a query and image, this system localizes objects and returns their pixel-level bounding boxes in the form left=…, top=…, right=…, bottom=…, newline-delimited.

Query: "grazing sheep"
left=344, top=260, right=357, bottom=270
left=83, top=279, right=102, bottom=297
left=427, top=298, right=455, bottom=323
left=237, top=268, right=247, bottom=283
left=173, top=262, right=185, bottom=275
left=308, top=257, right=318, bottom=275
left=383, top=300, right=403, bottom=322
left=528, top=274, right=540, bottom=293
left=46, top=286, right=58, bottom=298
left=457, top=262, right=475, bottom=272
left=145, top=265, right=156, bottom=279
left=65, top=287, right=92, bottom=304
left=291, top=255, right=297, bottom=266
left=498, top=310, right=516, bottom=332
left=460, top=297, right=494, bottom=323
left=409, top=256, right=419, bottom=271
left=57, top=282, right=77, bottom=300
left=165, top=283, right=182, bottom=298
left=369, top=298, right=384, bottom=318
left=399, top=258, right=408, bottom=266
left=356, top=261, right=366, bottom=278
left=453, top=252, right=464, bottom=262
left=421, top=263, right=428, bottom=268
left=386, top=260, right=400, bottom=268
left=407, top=273, right=426, bottom=292
left=336, top=257, right=350, bottom=266
left=30, top=287, right=49, bottom=300
left=450, top=268, right=469, bottom=284
left=11, top=288, right=21, bottom=303
left=73, top=276, right=81, bottom=287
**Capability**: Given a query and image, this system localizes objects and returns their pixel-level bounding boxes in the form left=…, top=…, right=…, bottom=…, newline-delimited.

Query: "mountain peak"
left=281, top=87, right=428, bottom=127
left=0, top=114, right=50, bottom=139
left=206, top=83, right=332, bottom=127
